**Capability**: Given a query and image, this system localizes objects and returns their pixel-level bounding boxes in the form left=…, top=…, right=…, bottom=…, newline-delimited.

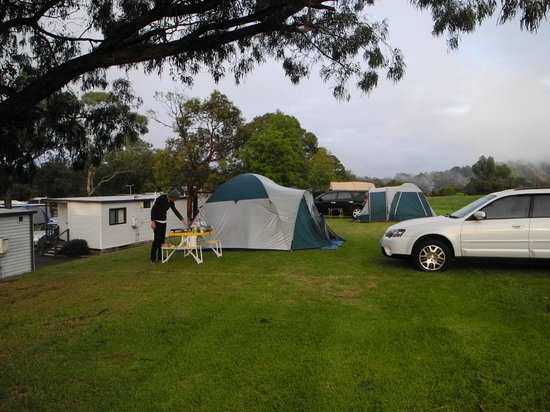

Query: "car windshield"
left=449, top=194, right=496, bottom=218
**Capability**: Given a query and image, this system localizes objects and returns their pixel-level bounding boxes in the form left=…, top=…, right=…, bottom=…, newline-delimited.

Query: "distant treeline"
left=362, top=158, right=550, bottom=196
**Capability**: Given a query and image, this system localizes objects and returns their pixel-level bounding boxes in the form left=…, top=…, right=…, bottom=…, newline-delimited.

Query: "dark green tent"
left=356, top=183, right=436, bottom=222
left=196, top=174, right=342, bottom=250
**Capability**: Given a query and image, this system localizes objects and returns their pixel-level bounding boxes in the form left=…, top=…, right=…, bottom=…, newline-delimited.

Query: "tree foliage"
left=3, top=1, right=547, bottom=124
left=78, top=86, right=149, bottom=195
left=91, top=139, right=157, bottom=195
left=32, top=158, right=85, bottom=198
left=152, top=90, right=244, bottom=217
left=30, top=140, right=156, bottom=198
left=1, top=1, right=547, bottom=203
left=0, top=90, right=84, bottom=204
left=238, top=110, right=347, bottom=189
left=0, top=78, right=146, bottom=203
left=239, top=112, right=309, bottom=187
left=465, top=155, right=527, bottom=194
left=0, top=0, right=403, bottom=124
left=307, top=147, right=338, bottom=194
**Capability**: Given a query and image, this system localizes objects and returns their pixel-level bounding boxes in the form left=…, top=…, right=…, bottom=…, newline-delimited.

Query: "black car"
left=314, top=191, right=368, bottom=218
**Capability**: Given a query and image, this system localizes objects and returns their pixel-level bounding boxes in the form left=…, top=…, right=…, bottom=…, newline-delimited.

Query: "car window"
left=320, top=193, right=337, bottom=201
left=451, top=194, right=496, bottom=218
left=338, top=192, right=353, bottom=200
left=481, top=195, right=530, bottom=219
left=531, top=195, right=550, bottom=218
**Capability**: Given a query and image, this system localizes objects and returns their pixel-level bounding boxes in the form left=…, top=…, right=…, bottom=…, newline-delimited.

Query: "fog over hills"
left=364, top=160, right=550, bottom=193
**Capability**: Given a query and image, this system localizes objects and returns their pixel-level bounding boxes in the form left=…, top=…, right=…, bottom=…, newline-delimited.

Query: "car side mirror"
left=473, top=211, right=486, bottom=220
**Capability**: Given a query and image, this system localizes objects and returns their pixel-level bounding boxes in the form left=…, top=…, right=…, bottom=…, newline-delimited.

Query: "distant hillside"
left=365, top=161, right=550, bottom=193
left=393, top=166, right=474, bottom=192
left=506, top=160, right=550, bottom=186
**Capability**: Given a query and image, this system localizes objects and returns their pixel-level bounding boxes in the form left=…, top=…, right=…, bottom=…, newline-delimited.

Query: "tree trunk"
left=3, top=195, right=12, bottom=209
left=86, top=166, right=96, bottom=196
left=186, top=184, right=193, bottom=221
left=192, top=188, right=199, bottom=219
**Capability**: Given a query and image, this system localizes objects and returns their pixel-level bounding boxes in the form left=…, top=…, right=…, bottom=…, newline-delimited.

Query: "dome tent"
left=355, top=183, right=436, bottom=222
left=195, top=174, right=342, bottom=250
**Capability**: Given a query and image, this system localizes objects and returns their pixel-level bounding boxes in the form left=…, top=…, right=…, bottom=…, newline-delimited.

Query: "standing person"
left=150, top=190, right=187, bottom=263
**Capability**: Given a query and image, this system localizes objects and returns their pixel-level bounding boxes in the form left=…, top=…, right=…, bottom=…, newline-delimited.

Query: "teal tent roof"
left=206, top=174, right=268, bottom=203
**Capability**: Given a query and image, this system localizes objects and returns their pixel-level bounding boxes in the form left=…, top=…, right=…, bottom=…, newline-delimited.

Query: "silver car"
left=380, top=188, right=550, bottom=272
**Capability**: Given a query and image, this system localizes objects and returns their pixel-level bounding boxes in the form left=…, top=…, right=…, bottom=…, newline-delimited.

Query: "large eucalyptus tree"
left=2, top=1, right=547, bottom=122
left=1, top=1, right=548, bottom=201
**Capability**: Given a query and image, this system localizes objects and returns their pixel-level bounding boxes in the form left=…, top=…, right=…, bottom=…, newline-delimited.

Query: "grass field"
left=1, top=195, right=549, bottom=411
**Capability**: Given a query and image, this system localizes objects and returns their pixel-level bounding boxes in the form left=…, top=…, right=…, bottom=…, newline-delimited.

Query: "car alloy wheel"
left=413, top=240, right=451, bottom=272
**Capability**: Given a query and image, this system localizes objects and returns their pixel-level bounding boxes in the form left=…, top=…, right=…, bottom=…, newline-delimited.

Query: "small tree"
left=239, top=112, right=309, bottom=188
left=151, top=91, right=244, bottom=218
left=307, top=148, right=338, bottom=194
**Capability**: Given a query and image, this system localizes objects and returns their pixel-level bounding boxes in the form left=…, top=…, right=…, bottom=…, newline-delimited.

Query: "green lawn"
left=428, top=194, right=482, bottom=216
left=1, top=196, right=549, bottom=411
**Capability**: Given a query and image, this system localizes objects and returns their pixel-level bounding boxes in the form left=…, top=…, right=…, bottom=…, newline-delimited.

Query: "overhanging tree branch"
left=1, top=19, right=275, bottom=122
left=88, top=169, right=131, bottom=196
left=0, top=1, right=350, bottom=115
left=0, top=1, right=547, bottom=130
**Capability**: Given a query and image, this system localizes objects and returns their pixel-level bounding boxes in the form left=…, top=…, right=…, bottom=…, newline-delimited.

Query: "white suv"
left=380, top=188, right=550, bottom=272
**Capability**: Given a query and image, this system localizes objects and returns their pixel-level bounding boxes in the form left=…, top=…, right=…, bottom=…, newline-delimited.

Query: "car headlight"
left=385, top=228, right=406, bottom=238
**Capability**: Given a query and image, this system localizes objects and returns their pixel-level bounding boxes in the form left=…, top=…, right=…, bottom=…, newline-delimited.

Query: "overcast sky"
left=118, top=3, right=550, bottom=178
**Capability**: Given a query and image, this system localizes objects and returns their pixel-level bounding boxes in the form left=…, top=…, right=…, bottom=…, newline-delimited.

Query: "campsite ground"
left=1, top=195, right=549, bottom=411
left=34, top=253, right=75, bottom=268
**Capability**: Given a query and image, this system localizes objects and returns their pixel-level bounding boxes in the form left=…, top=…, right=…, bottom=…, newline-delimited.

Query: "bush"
left=35, top=236, right=51, bottom=255
left=61, top=239, right=90, bottom=257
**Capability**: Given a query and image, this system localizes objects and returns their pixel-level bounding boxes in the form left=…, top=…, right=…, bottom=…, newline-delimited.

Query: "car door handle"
left=512, top=225, right=523, bottom=229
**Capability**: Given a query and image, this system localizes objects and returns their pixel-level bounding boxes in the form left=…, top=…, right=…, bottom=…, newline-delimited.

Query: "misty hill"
left=366, top=160, right=550, bottom=193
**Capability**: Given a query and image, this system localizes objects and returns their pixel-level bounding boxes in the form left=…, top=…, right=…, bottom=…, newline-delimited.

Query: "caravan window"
left=109, top=208, right=127, bottom=225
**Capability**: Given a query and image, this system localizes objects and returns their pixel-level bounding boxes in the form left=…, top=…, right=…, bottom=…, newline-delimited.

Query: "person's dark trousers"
left=150, top=222, right=167, bottom=262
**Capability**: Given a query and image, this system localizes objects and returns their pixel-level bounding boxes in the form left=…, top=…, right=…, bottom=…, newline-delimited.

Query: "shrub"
left=61, top=239, right=90, bottom=257
left=36, top=236, right=51, bottom=255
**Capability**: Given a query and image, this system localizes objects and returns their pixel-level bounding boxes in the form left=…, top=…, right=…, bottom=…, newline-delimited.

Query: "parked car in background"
left=33, top=219, right=59, bottom=246
left=380, top=188, right=550, bottom=272
left=314, top=191, right=368, bottom=218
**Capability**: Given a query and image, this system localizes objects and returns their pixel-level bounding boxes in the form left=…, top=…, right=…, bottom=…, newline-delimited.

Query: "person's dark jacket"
left=151, top=194, right=183, bottom=222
